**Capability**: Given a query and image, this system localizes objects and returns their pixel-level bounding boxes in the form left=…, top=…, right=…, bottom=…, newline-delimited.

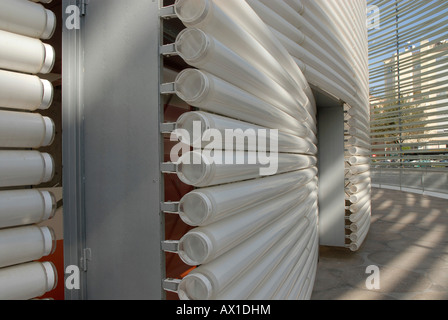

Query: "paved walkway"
left=311, top=188, right=448, bottom=300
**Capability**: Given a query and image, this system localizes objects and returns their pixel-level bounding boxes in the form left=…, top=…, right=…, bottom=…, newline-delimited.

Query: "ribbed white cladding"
left=247, top=0, right=371, bottom=250
left=0, top=0, right=58, bottom=300
left=163, top=0, right=370, bottom=300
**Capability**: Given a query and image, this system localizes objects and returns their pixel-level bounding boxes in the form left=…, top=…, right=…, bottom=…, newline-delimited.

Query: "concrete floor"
left=311, top=188, right=448, bottom=300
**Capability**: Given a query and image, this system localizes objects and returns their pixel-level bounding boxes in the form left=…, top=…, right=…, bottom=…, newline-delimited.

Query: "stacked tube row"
left=163, top=0, right=320, bottom=300
left=247, top=0, right=371, bottom=250
left=344, top=104, right=372, bottom=252
left=0, top=0, right=58, bottom=300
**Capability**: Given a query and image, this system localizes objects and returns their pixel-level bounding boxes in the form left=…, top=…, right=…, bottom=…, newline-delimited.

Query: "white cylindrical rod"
left=348, top=146, right=371, bottom=157
left=176, top=151, right=316, bottom=187
left=349, top=208, right=371, bottom=232
left=349, top=219, right=370, bottom=251
left=349, top=178, right=371, bottom=194
left=349, top=185, right=371, bottom=204
left=250, top=212, right=317, bottom=300
left=177, top=195, right=317, bottom=300
left=0, top=0, right=56, bottom=39
left=0, top=110, right=55, bottom=148
left=173, top=0, right=315, bottom=111
left=0, top=30, right=55, bottom=74
left=349, top=201, right=371, bottom=223
left=0, top=261, right=57, bottom=300
left=175, top=28, right=310, bottom=125
left=0, top=225, right=56, bottom=268
left=349, top=170, right=370, bottom=184
left=349, top=156, right=370, bottom=166
left=216, top=208, right=315, bottom=300
left=179, top=168, right=317, bottom=226
left=349, top=192, right=371, bottom=213
left=0, top=190, right=56, bottom=229
left=0, top=70, right=53, bottom=111
left=175, top=111, right=317, bottom=155
left=349, top=164, right=370, bottom=175
left=178, top=180, right=316, bottom=265
left=0, top=151, right=54, bottom=188
left=175, top=68, right=314, bottom=140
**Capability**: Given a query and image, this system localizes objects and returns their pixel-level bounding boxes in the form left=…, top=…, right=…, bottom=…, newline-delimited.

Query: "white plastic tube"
left=349, top=178, right=371, bottom=194
left=0, top=0, right=56, bottom=39
left=275, top=224, right=318, bottom=300
left=349, top=201, right=371, bottom=224
left=349, top=208, right=371, bottom=233
left=175, top=111, right=317, bottom=155
left=349, top=218, right=371, bottom=252
left=0, top=225, right=56, bottom=268
left=175, top=69, right=314, bottom=140
left=349, top=156, right=370, bottom=166
left=349, top=164, right=370, bottom=175
left=0, top=30, right=55, bottom=74
left=0, top=261, right=57, bottom=300
left=175, top=28, right=310, bottom=124
left=0, top=110, right=55, bottom=148
left=0, top=151, right=54, bottom=187
left=176, top=151, right=317, bottom=187
left=178, top=167, right=317, bottom=226
left=177, top=195, right=317, bottom=300
left=173, top=0, right=315, bottom=112
left=217, top=205, right=316, bottom=300
left=348, top=146, right=371, bottom=157
left=349, top=185, right=371, bottom=204
left=178, top=180, right=316, bottom=265
left=0, top=70, right=53, bottom=111
left=250, top=211, right=317, bottom=300
left=0, top=190, right=56, bottom=229
left=349, top=192, right=370, bottom=213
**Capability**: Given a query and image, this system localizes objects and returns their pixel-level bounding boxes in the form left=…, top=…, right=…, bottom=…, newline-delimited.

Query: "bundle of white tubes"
left=0, top=0, right=58, bottom=300
left=243, top=0, right=371, bottom=252
left=162, top=0, right=321, bottom=300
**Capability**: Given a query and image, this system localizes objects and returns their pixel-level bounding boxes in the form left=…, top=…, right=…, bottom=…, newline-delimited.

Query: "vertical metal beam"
left=318, top=105, right=347, bottom=247
left=62, top=0, right=87, bottom=300
left=63, top=0, right=164, bottom=299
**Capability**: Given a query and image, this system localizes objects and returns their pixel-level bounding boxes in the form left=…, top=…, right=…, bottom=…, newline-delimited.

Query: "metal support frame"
left=62, top=0, right=165, bottom=299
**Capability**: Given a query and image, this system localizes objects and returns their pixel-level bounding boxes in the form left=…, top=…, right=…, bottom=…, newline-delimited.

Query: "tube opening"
left=178, top=273, right=212, bottom=300
left=179, top=191, right=212, bottom=226
left=174, top=0, right=209, bottom=25
left=176, top=28, right=209, bottom=64
left=176, top=112, right=209, bottom=146
left=178, top=232, right=211, bottom=265
left=175, top=69, right=209, bottom=105
left=42, top=262, right=58, bottom=291
left=177, top=152, right=210, bottom=186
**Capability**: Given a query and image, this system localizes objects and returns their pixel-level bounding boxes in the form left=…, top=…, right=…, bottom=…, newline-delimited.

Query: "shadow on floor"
left=311, top=187, right=448, bottom=300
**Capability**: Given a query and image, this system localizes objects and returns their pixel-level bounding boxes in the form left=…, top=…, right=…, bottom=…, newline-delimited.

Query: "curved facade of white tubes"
left=0, top=0, right=58, bottom=300
left=164, top=0, right=370, bottom=300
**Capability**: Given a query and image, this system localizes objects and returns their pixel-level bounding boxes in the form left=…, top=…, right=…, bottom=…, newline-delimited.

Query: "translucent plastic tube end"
left=179, top=191, right=213, bottom=226
left=174, top=0, right=210, bottom=27
left=178, top=273, right=213, bottom=300
left=175, top=69, right=210, bottom=105
left=178, top=231, right=213, bottom=265
left=177, top=151, right=212, bottom=187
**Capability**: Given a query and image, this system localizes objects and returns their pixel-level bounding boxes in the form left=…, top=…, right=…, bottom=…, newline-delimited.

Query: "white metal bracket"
left=159, top=5, right=177, bottom=19
left=161, top=240, right=180, bottom=253
left=163, top=278, right=182, bottom=293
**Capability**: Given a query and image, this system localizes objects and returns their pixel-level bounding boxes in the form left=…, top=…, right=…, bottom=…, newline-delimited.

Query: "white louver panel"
left=0, top=0, right=57, bottom=300
left=162, top=0, right=319, bottom=300
left=369, top=0, right=448, bottom=183
left=247, top=0, right=371, bottom=249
